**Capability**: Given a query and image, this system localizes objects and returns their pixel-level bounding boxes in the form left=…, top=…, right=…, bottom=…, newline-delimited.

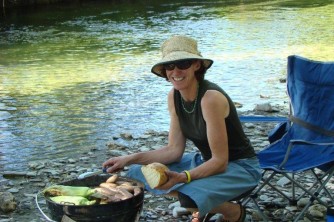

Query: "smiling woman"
left=102, top=35, right=261, bottom=222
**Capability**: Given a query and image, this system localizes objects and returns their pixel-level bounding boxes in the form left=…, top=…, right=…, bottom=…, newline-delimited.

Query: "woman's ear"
left=193, top=60, right=201, bottom=71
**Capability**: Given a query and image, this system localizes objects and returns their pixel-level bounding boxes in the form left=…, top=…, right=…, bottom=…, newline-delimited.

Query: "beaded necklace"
left=181, top=84, right=199, bottom=114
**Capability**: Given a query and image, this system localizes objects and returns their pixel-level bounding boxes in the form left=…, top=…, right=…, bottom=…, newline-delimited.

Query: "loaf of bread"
left=141, top=162, right=169, bottom=189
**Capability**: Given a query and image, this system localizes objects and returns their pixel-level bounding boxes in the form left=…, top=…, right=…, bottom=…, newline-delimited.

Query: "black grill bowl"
left=44, top=175, right=144, bottom=222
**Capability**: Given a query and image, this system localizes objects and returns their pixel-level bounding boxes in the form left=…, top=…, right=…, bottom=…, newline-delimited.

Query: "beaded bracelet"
left=183, top=170, right=191, bottom=183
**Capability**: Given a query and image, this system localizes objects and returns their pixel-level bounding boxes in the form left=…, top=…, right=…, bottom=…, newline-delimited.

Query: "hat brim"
left=151, top=51, right=213, bottom=77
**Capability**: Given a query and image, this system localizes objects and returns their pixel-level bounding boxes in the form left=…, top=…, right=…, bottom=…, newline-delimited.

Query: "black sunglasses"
left=163, top=60, right=194, bottom=71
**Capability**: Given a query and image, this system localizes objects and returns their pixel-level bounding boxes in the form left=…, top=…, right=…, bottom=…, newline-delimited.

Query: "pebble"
left=7, top=188, right=19, bottom=193
left=0, top=192, right=17, bottom=213
left=277, top=176, right=291, bottom=187
left=120, top=133, right=133, bottom=140
left=254, top=103, right=278, bottom=112
left=309, top=209, right=324, bottom=218
left=298, top=198, right=310, bottom=207
left=168, top=201, right=181, bottom=209
left=172, top=206, right=189, bottom=217
left=139, top=146, right=150, bottom=152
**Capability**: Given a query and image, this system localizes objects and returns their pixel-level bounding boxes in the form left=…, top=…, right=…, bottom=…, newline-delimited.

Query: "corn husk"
left=50, top=196, right=96, bottom=205
left=43, top=185, right=95, bottom=197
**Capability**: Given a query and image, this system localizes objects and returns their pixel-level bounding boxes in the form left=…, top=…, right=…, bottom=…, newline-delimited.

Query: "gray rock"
left=297, top=198, right=310, bottom=207
left=254, top=103, right=279, bottom=112
left=309, top=209, right=324, bottom=218
left=140, top=134, right=152, bottom=139
left=68, top=158, right=76, bottom=164
left=120, top=133, right=133, bottom=140
left=277, top=177, right=291, bottom=187
left=308, top=204, right=327, bottom=214
left=139, top=146, right=150, bottom=152
left=168, top=201, right=180, bottom=210
left=3, top=171, right=27, bottom=177
left=6, top=188, right=19, bottom=193
left=172, top=206, right=189, bottom=217
left=0, top=192, right=17, bottom=213
left=151, top=145, right=161, bottom=150
left=108, top=150, right=128, bottom=156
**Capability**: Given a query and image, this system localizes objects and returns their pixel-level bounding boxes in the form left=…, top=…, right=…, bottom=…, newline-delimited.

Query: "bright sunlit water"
left=0, top=0, right=333, bottom=170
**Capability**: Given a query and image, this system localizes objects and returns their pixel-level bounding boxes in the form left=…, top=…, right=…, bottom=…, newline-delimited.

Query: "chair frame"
left=241, top=55, right=334, bottom=221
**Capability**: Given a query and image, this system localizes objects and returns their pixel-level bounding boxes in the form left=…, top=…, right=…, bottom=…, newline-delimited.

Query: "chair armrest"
left=239, top=116, right=290, bottom=144
left=239, top=115, right=287, bottom=123
left=278, top=139, right=334, bottom=168
left=290, top=139, right=334, bottom=146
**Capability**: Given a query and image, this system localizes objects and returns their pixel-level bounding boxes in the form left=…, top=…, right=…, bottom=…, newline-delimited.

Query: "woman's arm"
left=187, top=89, right=230, bottom=180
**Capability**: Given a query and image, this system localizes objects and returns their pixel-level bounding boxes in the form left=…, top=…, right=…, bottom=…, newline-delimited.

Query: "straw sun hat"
left=151, top=35, right=213, bottom=77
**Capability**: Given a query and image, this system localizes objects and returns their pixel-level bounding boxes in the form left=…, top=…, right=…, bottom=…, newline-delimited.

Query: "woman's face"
left=165, top=60, right=201, bottom=91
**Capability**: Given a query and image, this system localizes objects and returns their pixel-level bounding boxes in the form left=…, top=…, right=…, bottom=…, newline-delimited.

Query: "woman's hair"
left=195, top=61, right=207, bottom=82
left=161, top=60, right=207, bottom=82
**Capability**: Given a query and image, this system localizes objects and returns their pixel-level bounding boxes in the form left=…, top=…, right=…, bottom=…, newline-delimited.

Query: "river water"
left=0, top=0, right=333, bottom=171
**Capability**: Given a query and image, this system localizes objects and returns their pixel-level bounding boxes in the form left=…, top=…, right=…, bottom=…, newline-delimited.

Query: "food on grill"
left=141, top=162, right=169, bottom=189
left=133, top=187, right=142, bottom=196
left=117, top=182, right=141, bottom=192
left=106, top=174, right=118, bottom=183
left=44, top=175, right=143, bottom=206
left=50, top=196, right=96, bottom=205
left=43, top=185, right=95, bottom=197
left=94, top=187, right=118, bottom=196
left=99, top=182, right=118, bottom=190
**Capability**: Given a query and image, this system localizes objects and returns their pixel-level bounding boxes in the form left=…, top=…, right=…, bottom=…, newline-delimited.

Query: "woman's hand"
left=156, top=170, right=187, bottom=190
left=102, top=156, right=129, bottom=173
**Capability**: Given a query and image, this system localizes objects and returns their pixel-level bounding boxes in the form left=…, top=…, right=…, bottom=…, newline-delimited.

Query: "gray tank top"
left=174, top=80, right=255, bottom=161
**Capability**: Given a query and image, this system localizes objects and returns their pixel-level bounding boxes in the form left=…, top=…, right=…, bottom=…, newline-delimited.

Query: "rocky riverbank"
left=0, top=106, right=332, bottom=222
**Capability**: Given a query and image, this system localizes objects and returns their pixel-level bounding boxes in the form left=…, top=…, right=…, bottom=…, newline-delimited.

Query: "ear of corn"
left=50, top=196, right=96, bottom=205
left=43, top=185, right=96, bottom=197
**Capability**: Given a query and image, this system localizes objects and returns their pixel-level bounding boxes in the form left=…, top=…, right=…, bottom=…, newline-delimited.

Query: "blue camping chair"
left=245, top=55, right=334, bottom=221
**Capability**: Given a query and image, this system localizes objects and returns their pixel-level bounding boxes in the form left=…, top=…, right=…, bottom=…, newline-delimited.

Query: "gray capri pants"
left=127, top=152, right=261, bottom=216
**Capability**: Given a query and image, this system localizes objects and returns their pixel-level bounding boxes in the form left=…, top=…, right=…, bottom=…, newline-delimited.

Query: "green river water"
left=0, top=0, right=333, bottom=170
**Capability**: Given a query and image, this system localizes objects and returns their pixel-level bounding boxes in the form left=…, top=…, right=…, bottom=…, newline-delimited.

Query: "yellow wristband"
left=183, top=170, right=191, bottom=183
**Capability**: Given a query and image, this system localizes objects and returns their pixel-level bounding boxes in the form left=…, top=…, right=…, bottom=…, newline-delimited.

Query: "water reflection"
left=0, top=0, right=333, bottom=170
